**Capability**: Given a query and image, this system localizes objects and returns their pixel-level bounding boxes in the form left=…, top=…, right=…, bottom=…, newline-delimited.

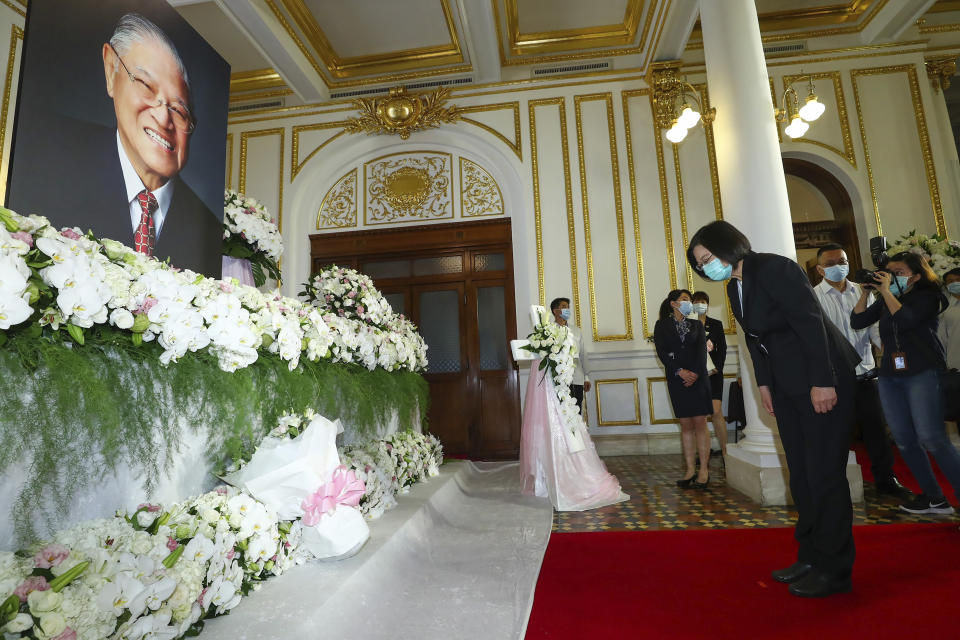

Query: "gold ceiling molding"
left=925, top=55, right=958, bottom=91
left=927, top=0, right=960, bottom=13
left=230, top=69, right=286, bottom=93
left=274, top=0, right=464, bottom=81
left=504, top=0, right=644, bottom=56
left=317, top=168, right=358, bottom=230
left=345, top=86, right=462, bottom=139
left=688, top=0, right=889, bottom=48
left=492, top=0, right=657, bottom=67
left=229, top=88, right=295, bottom=104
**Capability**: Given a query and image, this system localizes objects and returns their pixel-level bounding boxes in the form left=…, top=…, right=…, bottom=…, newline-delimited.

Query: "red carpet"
left=526, top=524, right=960, bottom=639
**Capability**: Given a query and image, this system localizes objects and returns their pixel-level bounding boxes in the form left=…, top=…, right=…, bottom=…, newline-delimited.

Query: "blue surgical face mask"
left=560, top=308, right=572, bottom=320
left=947, top=282, right=960, bottom=296
left=823, top=264, right=849, bottom=283
left=677, top=300, right=693, bottom=316
left=702, top=257, right=732, bottom=281
left=692, top=302, right=709, bottom=315
left=890, top=275, right=910, bottom=296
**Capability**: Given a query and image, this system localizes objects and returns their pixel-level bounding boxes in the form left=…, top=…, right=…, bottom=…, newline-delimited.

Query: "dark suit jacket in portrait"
left=7, top=113, right=222, bottom=277
left=654, top=317, right=710, bottom=378
left=703, top=315, right=726, bottom=372
left=726, top=252, right=860, bottom=397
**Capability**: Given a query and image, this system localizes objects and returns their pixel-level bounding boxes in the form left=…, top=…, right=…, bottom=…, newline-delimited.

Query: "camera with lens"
left=854, top=236, right=891, bottom=286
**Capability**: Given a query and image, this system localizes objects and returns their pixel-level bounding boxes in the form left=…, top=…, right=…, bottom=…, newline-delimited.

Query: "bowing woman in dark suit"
left=687, top=221, right=860, bottom=599
left=654, top=289, right=714, bottom=489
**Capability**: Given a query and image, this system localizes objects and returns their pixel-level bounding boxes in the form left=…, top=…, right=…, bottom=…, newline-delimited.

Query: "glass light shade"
left=784, top=115, right=809, bottom=139
left=665, top=122, right=688, bottom=143
left=677, top=104, right=701, bottom=129
left=798, top=95, right=825, bottom=122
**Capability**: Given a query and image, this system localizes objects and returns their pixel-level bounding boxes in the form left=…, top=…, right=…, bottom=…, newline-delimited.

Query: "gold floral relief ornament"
left=345, top=86, right=462, bottom=139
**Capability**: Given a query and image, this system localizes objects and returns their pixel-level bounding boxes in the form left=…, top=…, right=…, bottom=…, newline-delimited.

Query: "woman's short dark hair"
left=944, top=267, right=960, bottom=281
left=659, top=289, right=692, bottom=321
left=691, top=290, right=710, bottom=303
left=687, top=221, right=752, bottom=281
left=888, top=251, right=940, bottom=291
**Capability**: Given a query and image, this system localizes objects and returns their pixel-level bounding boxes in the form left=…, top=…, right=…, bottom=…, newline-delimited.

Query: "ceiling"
left=168, top=0, right=946, bottom=107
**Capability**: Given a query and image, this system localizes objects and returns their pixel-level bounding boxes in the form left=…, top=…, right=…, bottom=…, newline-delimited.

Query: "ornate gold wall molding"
left=345, top=87, right=462, bottom=139
left=851, top=64, right=946, bottom=237
left=459, top=158, right=503, bottom=218
left=649, top=94, right=678, bottom=292
left=0, top=24, right=21, bottom=204
left=647, top=374, right=736, bottom=424
left=781, top=72, right=857, bottom=168
left=595, top=378, right=641, bottom=426
left=574, top=92, right=633, bottom=342
left=364, top=152, right=453, bottom=225
left=528, top=97, right=580, bottom=318
left=621, top=88, right=651, bottom=339
left=0, top=0, right=24, bottom=18
left=459, top=102, right=522, bottom=159
left=317, top=168, right=357, bottom=229
left=225, top=133, right=233, bottom=190
left=671, top=143, right=693, bottom=292
left=925, top=55, right=959, bottom=92
left=239, top=129, right=285, bottom=232
left=291, top=121, right=349, bottom=181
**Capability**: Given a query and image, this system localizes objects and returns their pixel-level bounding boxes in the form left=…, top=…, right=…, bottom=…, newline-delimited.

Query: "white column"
left=698, top=0, right=863, bottom=504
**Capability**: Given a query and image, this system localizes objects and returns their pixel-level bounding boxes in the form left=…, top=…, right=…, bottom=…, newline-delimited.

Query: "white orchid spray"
left=222, top=190, right=282, bottom=287
left=521, top=308, right=582, bottom=443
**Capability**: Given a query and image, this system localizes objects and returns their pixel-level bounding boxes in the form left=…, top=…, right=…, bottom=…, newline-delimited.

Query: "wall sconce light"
left=775, top=76, right=825, bottom=139
left=650, top=61, right=716, bottom=145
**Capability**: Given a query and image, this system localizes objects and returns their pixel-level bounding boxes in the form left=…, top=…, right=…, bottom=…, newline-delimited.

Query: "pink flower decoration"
left=138, top=503, right=161, bottom=512
left=356, top=306, right=365, bottom=315
left=166, top=537, right=179, bottom=552
left=347, top=291, right=357, bottom=298
left=216, top=487, right=228, bottom=495
left=136, top=298, right=158, bottom=314
left=34, top=544, right=70, bottom=569
left=52, top=629, right=77, bottom=640
left=60, top=228, right=81, bottom=240
left=10, top=231, right=33, bottom=247
left=226, top=549, right=236, bottom=560
left=300, top=466, right=366, bottom=526
left=14, top=576, right=50, bottom=602
left=219, top=281, right=235, bottom=293
left=197, top=587, right=208, bottom=604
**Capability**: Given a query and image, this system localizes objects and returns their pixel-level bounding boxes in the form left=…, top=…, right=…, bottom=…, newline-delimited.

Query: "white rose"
left=110, top=307, right=135, bottom=329
left=3, top=613, right=33, bottom=633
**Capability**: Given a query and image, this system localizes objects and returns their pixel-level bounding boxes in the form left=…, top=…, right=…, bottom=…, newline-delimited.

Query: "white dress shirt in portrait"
left=118, top=131, right=173, bottom=241
left=814, top=278, right=880, bottom=376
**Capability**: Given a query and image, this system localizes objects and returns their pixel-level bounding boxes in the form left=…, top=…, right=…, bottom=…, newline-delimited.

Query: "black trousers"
left=773, top=372, right=856, bottom=577
left=569, top=384, right=584, bottom=413
left=853, top=378, right=895, bottom=482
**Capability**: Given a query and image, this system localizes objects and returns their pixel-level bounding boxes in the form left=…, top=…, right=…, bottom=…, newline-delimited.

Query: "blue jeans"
left=878, top=369, right=960, bottom=501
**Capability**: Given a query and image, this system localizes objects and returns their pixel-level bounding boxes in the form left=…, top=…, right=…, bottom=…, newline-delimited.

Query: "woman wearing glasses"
left=654, top=289, right=714, bottom=490
left=687, top=221, right=860, bottom=599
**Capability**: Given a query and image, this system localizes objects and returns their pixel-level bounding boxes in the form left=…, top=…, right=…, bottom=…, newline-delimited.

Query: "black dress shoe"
left=771, top=561, right=813, bottom=583
left=788, top=570, right=851, bottom=598
left=676, top=474, right=696, bottom=488
left=875, top=477, right=914, bottom=500
left=691, top=474, right=710, bottom=490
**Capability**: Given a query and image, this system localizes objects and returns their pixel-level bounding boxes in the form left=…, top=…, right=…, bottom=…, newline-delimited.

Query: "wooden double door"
left=309, top=219, right=521, bottom=459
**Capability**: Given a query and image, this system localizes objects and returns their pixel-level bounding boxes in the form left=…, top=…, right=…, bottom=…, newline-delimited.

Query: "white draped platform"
left=202, top=460, right=554, bottom=639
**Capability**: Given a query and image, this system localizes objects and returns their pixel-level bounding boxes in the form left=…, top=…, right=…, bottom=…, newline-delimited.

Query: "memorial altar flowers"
left=222, top=190, right=282, bottom=287
left=887, top=229, right=960, bottom=275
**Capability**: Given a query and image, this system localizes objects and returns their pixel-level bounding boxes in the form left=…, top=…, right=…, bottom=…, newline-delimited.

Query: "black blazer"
left=727, top=252, right=860, bottom=396
left=654, top=317, right=709, bottom=378
left=702, top=316, right=726, bottom=372
left=8, top=115, right=222, bottom=277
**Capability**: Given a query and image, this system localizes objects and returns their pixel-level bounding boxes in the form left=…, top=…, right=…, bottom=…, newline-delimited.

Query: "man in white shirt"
left=550, top=297, right=591, bottom=414
left=938, top=268, right=960, bottom=371
left=813, top=244, right=910, bottom=498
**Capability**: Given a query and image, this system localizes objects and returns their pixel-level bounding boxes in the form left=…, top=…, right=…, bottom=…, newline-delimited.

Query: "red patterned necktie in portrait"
left=134, top=189, right=158, bottom=256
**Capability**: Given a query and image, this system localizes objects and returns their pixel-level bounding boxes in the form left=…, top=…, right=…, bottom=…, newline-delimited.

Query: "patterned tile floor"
left=553, top=453, right=959, bottom=532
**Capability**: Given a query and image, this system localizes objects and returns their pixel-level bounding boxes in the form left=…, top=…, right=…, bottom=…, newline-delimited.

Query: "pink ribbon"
left=301, top=466, right=366, bottom=526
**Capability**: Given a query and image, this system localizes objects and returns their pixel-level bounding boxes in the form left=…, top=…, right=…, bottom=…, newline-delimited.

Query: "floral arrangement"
left=223, top=409, right=443, bottom=522
left=0, top=485, right=304, bottom=640
left=222, top=190, right=282, bottom=287
left=0, top=422, right=443, bottom=640
left=520, top=308, right=583, bottom=446
left=0, top=207, right=425, bottom=374
left=301, top=265, right=428, bottom=372
left=887, top=230, right=960, bottom=276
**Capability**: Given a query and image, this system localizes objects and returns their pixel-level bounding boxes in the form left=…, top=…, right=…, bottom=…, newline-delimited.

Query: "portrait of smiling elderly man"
left=6, top=8, right=225, bottom=277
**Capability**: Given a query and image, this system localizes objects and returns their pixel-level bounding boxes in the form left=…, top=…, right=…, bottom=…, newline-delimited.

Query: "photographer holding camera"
left=851, top=250, right=960, bottom=515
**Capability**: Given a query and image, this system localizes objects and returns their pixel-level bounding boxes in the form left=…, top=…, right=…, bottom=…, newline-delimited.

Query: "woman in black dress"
left=654, top=289, right=714, bottom=489
left=692, top=290, right=728, bottom=456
